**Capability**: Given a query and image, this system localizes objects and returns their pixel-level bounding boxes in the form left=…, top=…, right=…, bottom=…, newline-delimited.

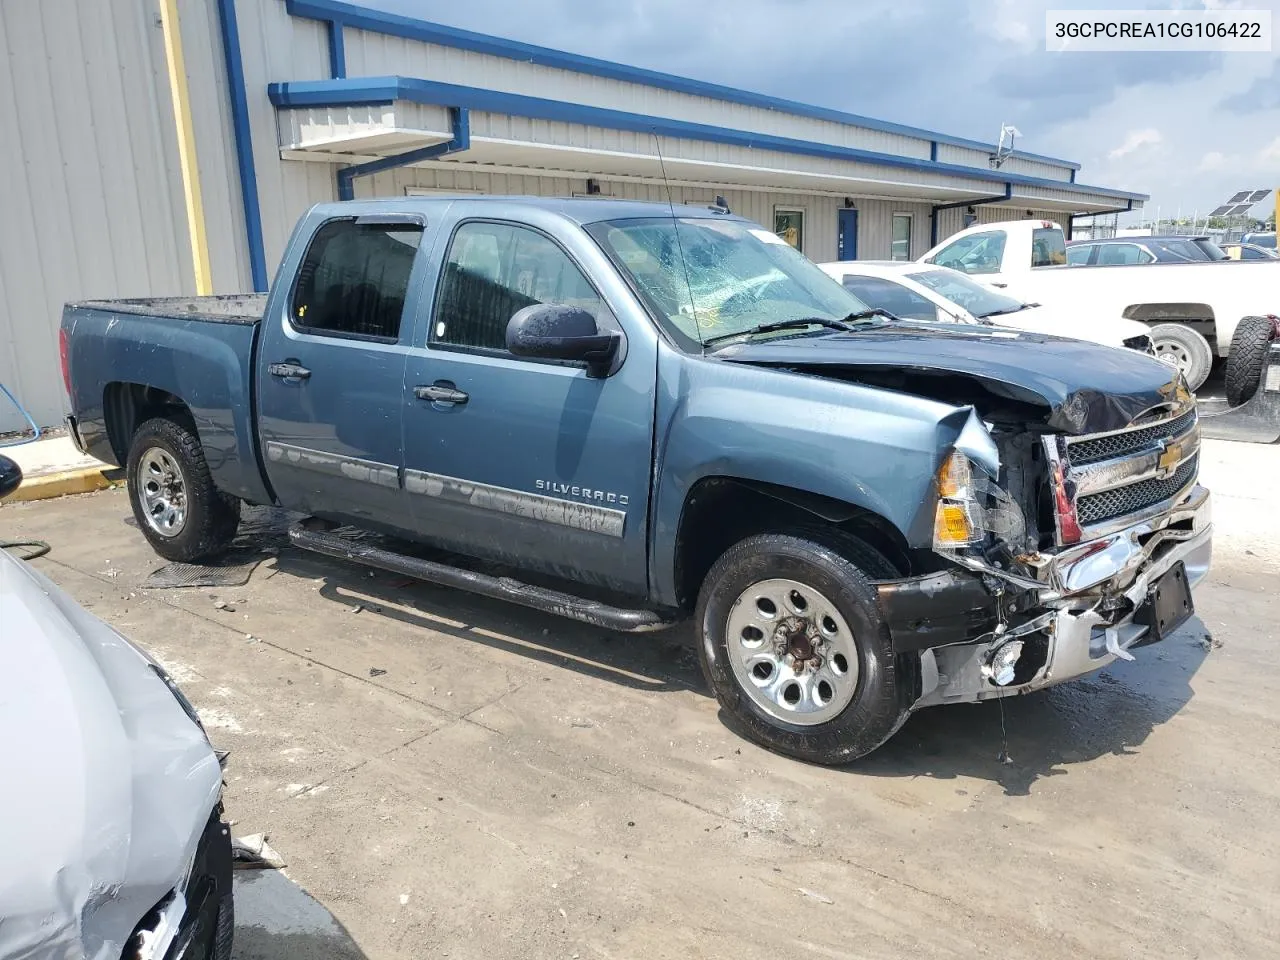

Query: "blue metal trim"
left=283, top=0, right=1082, bottom=171
left=215, top=0, right=268, bottom=292
left=336, top=107, right=471, bottom=201
left=269, top=77, right=1148, bottom=203
left=327, top=18, right=346, bottom=78
left=929, top=184, right=1011, bottom=246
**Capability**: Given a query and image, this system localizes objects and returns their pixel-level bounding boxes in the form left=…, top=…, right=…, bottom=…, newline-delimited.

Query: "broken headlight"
left=932, top=451, right=1027, bottom=554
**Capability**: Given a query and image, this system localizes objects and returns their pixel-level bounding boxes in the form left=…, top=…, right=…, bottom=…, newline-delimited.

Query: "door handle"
left=268, top=361, right=312, bottom=380
left=414, top=382, right=469, bottom=405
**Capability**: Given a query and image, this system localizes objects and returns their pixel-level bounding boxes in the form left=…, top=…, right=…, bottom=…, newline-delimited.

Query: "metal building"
left=0, top=0, right=1148, bottom=432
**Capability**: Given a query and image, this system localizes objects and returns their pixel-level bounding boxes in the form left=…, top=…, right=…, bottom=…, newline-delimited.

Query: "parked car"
left=920, top=218, right=1280, bottom=389
left=817, top=260, right=1154, bottom=353
left=1221, top=241, right=1280, bottom=261
left=0, top=455, right=233, bottom=959
left=1241, top=231, right=1277, bottom=250
left=62, top=197, right=1212, bottom=764
left=1066, top=236, right=1228, bottom=265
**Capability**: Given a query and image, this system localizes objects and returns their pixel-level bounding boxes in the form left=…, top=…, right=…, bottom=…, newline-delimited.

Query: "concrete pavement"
left=2, top=437, right=1277, bottom=959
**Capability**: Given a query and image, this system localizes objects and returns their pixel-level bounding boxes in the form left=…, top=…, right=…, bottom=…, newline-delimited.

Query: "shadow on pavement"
left=240, top=510, right=1209, bottom=797
left=271, top=549, right=705, bottom=696
left=233, top=870, right=367, bottom=960
left=850, top=618, right=1213, bottom=796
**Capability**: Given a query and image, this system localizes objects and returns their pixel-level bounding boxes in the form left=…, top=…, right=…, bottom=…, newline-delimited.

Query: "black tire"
left=211, top=893, right=234, bottom=960
left=695, top=532, right=910, bottom=765
left=1224, top=316, right=1274, bottom=407
left=126, top=416, right=240, bottom=562
left=1149, top=324, right=1213, bottom=391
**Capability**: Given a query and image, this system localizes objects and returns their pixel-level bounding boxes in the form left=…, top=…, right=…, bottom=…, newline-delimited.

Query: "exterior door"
left=401, top=218, right=656, bottom=596
left=256, top=215, right=425, bottom=527
left=837, top=208, right=858, bottom=261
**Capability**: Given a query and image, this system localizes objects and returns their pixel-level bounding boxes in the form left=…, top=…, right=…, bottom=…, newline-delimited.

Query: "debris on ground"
left=232, top=833, right=286, bottom=870
left=798, top=888, right=833, bottom=904
left=369, top=667, right=387, bottom=677
left=1198, top=632, right=1224, bottom=651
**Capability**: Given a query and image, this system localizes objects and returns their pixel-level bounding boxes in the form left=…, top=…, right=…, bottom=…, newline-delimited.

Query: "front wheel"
left=695, top=532, right=910, bottom=764
left=126, top=417, right=240, bottom=562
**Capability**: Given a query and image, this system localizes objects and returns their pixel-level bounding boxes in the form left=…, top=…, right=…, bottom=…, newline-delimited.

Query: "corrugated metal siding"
left=0, top=0, right=192, bottom=432
left=353, top=167, right=844, bottom=262
left=851, top=200, right=935, bottom=261
left=225, top=0, right=334, bottom=273
left=343, top=33, right=934, bottom=161
left=935, top=143, right=1074, bottom=182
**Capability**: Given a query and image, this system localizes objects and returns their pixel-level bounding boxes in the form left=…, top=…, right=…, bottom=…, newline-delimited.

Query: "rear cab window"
left=290, top=218, right=424, bottom=341
left=1031, top=227, right=1067, bottom=267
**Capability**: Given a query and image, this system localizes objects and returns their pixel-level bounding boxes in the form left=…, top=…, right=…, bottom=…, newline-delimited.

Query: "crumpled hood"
left=0, top=552, right=221, bottom=960
left=715, top=321, right=1188, bottom=434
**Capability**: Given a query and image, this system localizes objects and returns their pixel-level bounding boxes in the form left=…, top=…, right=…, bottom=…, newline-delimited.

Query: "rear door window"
left=1066, top=244, right=1094, bottom=265
left=840, top=275, right=937, bottom=321
left=290, top=218, right=424, bottom=340
left=1097, top=243, right=1152, bottom=265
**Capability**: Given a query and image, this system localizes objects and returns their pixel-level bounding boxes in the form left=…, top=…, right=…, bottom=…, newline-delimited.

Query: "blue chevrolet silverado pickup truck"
left=61, top=197, right=1212, bottom=763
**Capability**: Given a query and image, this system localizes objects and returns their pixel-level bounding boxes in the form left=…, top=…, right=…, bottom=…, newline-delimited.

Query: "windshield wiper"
left=842, top=307, right=899, bottom=324
left=702, top=317, right=856, bottom=347
left=978, top=304, right=1034, bottom=318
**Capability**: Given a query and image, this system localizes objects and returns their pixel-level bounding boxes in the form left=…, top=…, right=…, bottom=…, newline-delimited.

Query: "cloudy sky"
left=368, top=0, right=1280, bottom=225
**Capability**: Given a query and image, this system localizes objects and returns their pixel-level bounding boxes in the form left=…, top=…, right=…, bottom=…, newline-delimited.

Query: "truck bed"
left=68, top=294, right=266, bottom=324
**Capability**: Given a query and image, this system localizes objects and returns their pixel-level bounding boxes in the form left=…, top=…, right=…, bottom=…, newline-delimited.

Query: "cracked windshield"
left=591, top=217, right=870, bottom=346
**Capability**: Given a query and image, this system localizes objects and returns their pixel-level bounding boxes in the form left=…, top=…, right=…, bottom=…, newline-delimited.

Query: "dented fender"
left=646, top=345, right=996, bottom=607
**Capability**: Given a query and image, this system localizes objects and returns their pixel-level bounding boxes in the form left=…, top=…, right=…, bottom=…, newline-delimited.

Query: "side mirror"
left=506, top=304, right=620, bottom=376
left=0, top=455, right=22, bottom=501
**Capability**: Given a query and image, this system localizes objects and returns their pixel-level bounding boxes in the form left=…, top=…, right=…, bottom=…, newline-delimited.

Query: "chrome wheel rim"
left=137, top=447, right=188, bottom=538
left=724, top=578, right=859, bottom=726
left=1154, top=340, right=1190, bottom=374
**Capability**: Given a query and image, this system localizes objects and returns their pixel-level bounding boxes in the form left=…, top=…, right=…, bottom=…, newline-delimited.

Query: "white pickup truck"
left=919, top=219, right=1280, bottom=390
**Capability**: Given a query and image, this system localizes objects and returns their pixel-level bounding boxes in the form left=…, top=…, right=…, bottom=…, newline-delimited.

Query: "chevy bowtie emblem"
left=1156, top=439, right=1183, bottom=476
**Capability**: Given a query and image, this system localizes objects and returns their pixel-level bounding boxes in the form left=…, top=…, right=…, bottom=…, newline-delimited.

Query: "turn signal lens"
left=934, top=502, right=978, bottom=547
left=936, top=451, right=973, bottom=498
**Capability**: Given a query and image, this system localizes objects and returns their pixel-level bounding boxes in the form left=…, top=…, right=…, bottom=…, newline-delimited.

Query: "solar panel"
left=1228, top=190, right=1252, bottom=204
left=1226, top=203, right=1254, bottom=216
left=1209, top=204, right=1234, bottom=216
left=1248, top=189, right=1272, bottom=203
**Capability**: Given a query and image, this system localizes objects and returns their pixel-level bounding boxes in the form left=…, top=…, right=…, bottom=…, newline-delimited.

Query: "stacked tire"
left=1224, top=316, right=1276, bottom=408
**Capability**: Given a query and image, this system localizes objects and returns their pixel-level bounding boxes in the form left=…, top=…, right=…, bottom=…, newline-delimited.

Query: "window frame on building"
left=890, top=213, right=913, bottom=261
left=773, top=207, right=806, bottom=252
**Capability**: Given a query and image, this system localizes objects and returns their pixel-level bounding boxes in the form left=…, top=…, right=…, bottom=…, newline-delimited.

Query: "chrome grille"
left=1067, top=408, right=1197, bottom=465
left=1076, top=454, right=1199, bottom=525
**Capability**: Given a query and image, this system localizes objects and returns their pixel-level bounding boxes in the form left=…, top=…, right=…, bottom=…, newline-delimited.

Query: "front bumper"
left=879, top=485, right=1212, bottom=708
left=129, top=808, right=234, bottom=960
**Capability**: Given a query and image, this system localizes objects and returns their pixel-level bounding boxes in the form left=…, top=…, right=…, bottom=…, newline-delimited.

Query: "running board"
left=287, top=520, right=679, bottom=633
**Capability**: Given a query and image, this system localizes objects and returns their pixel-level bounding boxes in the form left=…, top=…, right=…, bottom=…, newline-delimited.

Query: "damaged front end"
left=0, top=553, right=234, bottom=960
left=874, top=398, right=1212, bottom=709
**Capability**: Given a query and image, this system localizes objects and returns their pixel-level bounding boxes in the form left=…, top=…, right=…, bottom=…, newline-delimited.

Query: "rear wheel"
left=1224, top=316, right=1275, bottom=407
left=695, top=532, right=910, bottom=764
left=1149, top=324, right=1213, bottom=391
left=126, top=417, right=240, bottom=562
